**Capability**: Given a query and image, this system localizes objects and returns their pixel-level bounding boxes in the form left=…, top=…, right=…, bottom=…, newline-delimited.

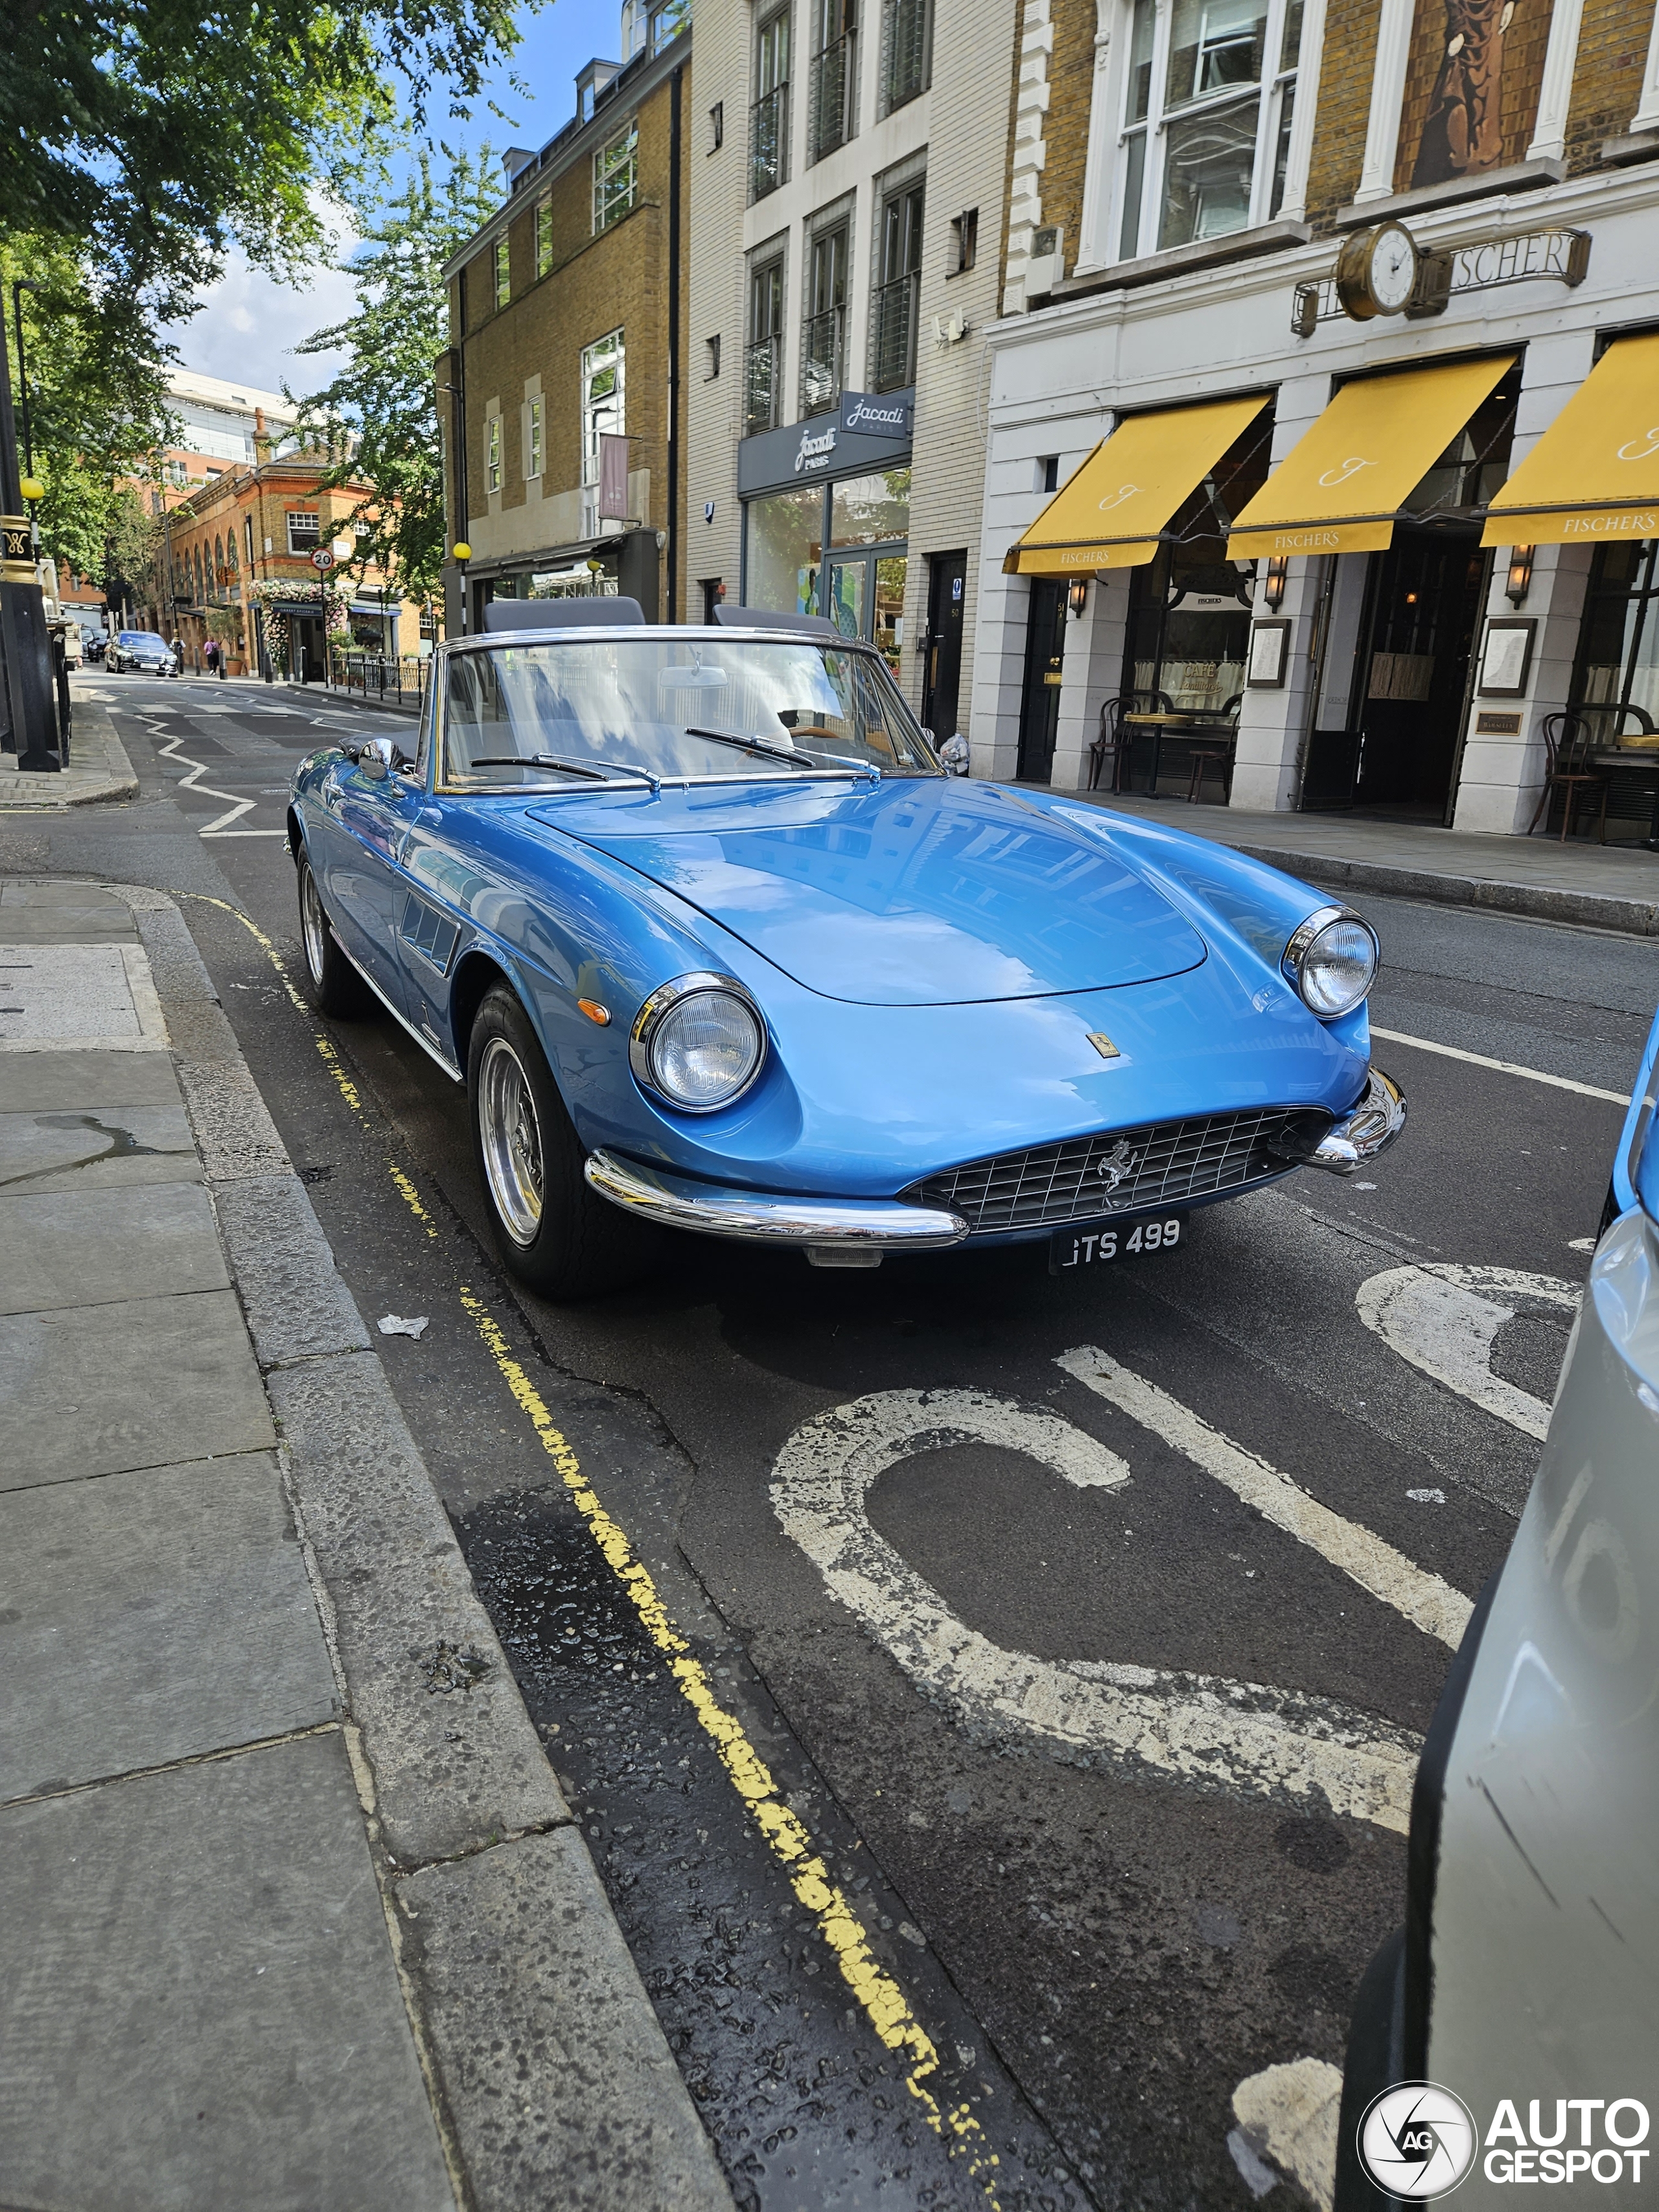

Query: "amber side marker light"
left=578, top=999, right=612, bottom=1025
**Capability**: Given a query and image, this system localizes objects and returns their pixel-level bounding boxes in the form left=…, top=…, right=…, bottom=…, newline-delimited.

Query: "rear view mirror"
left=660, top=665, right=730, bottom=690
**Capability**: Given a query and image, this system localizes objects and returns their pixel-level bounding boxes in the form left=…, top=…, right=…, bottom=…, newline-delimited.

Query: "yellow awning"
left=1481, top=334, right=1659, bottom=549
left=1003, top=393, right=1270, bottom=575
left=1226, top=355, right=1516, bottom=562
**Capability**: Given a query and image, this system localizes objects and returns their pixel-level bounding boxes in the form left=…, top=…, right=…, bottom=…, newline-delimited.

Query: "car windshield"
left=120, top=633, right=167, bottom=647
left=441, top=634, right=940, bottom=788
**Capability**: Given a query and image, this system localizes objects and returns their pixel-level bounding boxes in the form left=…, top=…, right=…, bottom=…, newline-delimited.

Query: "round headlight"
left=1284, top=908, right=1377, bottom=1018
left=631, top=974, right=765, bottom=1112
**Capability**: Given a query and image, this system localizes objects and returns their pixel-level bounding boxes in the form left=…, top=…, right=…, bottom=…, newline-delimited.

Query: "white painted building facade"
left=970, top=0, right=1659, bottom=842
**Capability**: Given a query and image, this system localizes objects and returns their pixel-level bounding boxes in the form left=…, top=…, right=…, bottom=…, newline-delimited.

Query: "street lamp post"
left=0, top=288, right=58, bottom=771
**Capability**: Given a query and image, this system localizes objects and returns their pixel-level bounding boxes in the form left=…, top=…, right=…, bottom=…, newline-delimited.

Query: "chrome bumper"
left=1269, top=1067, right=1407, bottom=1178
left=583, top=1148, right=969, bottom=1259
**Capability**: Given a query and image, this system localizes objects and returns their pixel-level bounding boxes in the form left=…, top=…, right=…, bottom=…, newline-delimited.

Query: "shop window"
left=486, top=415, right=502, bottom=494
left=802, top=220, right=848, bottom=416
left=594, top=121, right=639, bottom=232
left=494, top=236, right=511, bottom=309
left=1573, top=542, right=1659, bottom=747
left=747, top=253, right=785, bottom=434
left=751, top=10, right=791, bottom=200
left=881, top=0, right=931, bottom=113
left=872, top=176, right=924, bottom=391
left=581, top=331, right=625, bottom=487
left=535, top=197, right=553, bottom=278
left=1111, top=0, right=1301, bottom=262
left=747, top=485, right=824, bottom=616
left=527, top=396, right=544, bottom=480
left=809, top=0, right=857, bottom=163
left=286, top=509, right=319, bottom=553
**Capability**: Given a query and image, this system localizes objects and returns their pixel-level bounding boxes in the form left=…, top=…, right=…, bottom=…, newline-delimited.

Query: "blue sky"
left=163, top=0, right=619, bottom=396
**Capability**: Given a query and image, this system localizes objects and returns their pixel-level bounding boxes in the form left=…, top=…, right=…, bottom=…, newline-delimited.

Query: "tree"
left=290, top=149, right=502, bottom=609
left=2, top=0, right=521, bottom=323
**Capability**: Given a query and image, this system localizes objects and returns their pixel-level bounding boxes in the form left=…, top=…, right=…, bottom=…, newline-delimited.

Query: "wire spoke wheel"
left=300, top=864, right=329, bottom=985
left=478, top=1034, right=545, bottom=1247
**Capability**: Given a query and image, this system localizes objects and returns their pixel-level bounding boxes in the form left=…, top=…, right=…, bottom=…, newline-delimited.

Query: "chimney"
left=253, top=406, right=272, bottom=465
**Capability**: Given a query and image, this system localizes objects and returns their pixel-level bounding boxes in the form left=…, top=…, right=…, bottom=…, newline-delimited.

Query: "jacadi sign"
left=736, top=388, right=914, bottom=498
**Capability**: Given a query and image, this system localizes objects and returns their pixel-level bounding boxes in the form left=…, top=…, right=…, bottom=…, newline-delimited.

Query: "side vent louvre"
left=399, top=892, right=461, bottom=975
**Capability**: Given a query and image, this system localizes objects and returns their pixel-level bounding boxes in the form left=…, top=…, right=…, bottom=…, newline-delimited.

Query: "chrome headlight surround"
left=1282, top=904, right=1379, bottom=1019
left=629, top=971, right=767, bottom=1114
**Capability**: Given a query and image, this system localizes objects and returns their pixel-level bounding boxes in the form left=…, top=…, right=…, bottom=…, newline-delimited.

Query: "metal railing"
left=870, top=270, right=921, bottom=391
left=883, top=0, right=929, bottom=108
left=809, top=34, right=855, bottom=159
left=327, top=649, right=430, bottom=712
left=750, top=82, right=789, bottom=200
left=745, top=335, right=782, bottom=435
left=801, top=304, right=846, bottom=416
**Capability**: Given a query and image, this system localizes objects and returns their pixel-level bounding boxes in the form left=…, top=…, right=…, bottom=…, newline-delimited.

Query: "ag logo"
left=1358, top=2082, right=1478, bottom=2199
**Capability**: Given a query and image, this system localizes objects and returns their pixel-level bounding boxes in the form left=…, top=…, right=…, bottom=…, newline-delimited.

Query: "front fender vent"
left=901, top=1107, right=1320, bottom=1233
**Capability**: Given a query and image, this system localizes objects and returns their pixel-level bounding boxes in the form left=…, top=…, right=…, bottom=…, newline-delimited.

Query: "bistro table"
left=1581, top=747, right=1659, bottom=848
left=1122, top=712, right=1240, bottom=800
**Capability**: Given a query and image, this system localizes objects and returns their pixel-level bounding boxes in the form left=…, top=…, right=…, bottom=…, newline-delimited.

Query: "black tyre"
left=468, top=984, right=657, bottom=1299
left=296, top=850, right=369, bottom=1016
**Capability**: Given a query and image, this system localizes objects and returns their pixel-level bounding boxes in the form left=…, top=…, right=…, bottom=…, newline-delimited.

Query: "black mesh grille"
left=903, top=1108, right=1314, bottom=1233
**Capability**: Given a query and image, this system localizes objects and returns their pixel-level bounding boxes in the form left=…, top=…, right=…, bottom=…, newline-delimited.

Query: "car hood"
left=540, top=778, right=1207, bottom=1006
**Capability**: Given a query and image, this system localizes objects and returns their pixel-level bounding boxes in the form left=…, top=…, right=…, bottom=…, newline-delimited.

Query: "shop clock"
left=1336, top=222, right=1421, bottom=321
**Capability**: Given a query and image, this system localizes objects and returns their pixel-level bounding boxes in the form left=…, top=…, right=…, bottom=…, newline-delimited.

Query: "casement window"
left=580, top=330, right=625, bottom=487
left=486, top=414, right=502, bottom=493
left=808, top=0, right=857, bottom=162
left=880, top=0, right=931, bottom=114
left=494, top=236, right=510, bottom=308
left=527, top=397, right=544, bottom=479
left=286, top=509, right=319, bottom=553
left=949, top=207, right=978, bottom=274
left=751, top=10, right=791, bottom=200
left=872, top=177, right=923, bottom=391
left=1112, top=0, right=1303, bottom=262
left=594, top=121, right=640, bottom=231
left=802, top=220, right=848, bottom=416
left=746, top=255, right=785, bottom=434
left=244, top=515, right=255, bottom=564
left=535, top=198, right=553, bottom=277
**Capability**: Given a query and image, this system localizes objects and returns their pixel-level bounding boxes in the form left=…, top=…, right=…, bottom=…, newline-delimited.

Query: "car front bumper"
left=584, top=1148, right=968, bottom=1262
left=1268, top=1066, right=1406, bottom=1176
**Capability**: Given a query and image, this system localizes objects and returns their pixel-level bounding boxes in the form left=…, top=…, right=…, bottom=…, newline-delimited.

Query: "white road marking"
left=1355, top=1264, right=1579, bottom=1439
left=152, top=730, right=284, bottom=837
left=771, top=1388, right=1421, bottom=1832
left=1370, top=1025, right=1630, bottom=1105
left=1057, top=1346, right=1472, bottom=1649
left=1231, top=2058, right=1343, bottom=2212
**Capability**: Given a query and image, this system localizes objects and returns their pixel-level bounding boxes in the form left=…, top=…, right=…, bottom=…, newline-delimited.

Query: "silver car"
left=1335, top=1004, right=1659, bottom=2205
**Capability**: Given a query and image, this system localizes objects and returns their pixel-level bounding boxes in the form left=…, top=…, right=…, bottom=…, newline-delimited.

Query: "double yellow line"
left=181, top=889, right=1003, bottom=2203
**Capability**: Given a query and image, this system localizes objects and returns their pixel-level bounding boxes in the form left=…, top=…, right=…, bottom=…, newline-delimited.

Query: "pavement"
left=0, top=874, right=732, bottom=2212
left=0, top=696, right=138, bottom=809
left=1061, top=787, right=1659, bottom=936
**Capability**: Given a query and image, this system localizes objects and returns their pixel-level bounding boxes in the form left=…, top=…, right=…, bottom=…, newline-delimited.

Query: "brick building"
left=973, top=0, right=1659, bottom=844
left=684, top=0, right=1019, bottom=739
left=155, top=456, right=421, bottom=681
left=437, top=5, right=692, bottom=630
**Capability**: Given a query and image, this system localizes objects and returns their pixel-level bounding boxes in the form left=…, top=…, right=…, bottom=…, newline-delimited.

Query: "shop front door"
left=1353, top=530, right=1488, bottom=818
left=923, top=551, right=967, bottom=739
left=1017, top=578, right=1067, bottom=782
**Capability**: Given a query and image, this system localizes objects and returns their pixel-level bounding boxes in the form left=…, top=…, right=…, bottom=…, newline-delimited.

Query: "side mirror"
left=358, top=735, right=398, bottom=781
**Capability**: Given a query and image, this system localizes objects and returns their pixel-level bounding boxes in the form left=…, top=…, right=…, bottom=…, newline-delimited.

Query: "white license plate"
left=1049, top=1215, right=1188, bottom=1275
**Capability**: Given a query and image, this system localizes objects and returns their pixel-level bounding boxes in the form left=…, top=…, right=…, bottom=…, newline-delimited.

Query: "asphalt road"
left=19, top=671, right=1655, bottom=2212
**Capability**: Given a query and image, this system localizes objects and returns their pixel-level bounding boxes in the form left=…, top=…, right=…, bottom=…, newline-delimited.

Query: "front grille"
left=903, top=1108, right=1314, bottom=1234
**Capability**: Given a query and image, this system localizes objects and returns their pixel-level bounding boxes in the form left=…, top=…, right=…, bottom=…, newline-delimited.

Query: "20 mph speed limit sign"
left=311, top=548, right=335, bottom=570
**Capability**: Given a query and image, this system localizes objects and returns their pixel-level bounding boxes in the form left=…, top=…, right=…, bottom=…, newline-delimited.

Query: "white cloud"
left=161, top=204, right=362, bottom=400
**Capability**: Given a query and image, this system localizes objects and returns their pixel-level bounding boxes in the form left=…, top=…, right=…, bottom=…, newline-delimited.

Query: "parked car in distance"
left=106, top=630, right=178, bottom=676
left=1334, top=1001, right=1659, bottom=2208
left=287, top=600, right=1406, bottom=1298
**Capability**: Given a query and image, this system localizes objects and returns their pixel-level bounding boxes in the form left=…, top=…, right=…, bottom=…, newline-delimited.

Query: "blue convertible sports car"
left=287, top=601, right=1406, bottom=1297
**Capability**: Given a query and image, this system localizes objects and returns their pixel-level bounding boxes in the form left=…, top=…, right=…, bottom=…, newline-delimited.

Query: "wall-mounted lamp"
left=1067, top=577, right=1089, bottom=620
left=1505, top=544, right=1535, bottom=609
left=1263, top=555, right=1289, bottom=612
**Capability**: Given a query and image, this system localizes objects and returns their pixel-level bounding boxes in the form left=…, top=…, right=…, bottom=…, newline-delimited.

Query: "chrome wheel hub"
left=301, top=867, right=329, bottom=983
left=478, top=1035, right=544, bottom=1247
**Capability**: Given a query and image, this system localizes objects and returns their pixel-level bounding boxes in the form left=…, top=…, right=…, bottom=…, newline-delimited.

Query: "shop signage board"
left=737, top=387, right=914, bottom=496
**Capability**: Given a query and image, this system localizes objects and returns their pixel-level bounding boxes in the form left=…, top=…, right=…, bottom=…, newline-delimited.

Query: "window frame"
left=527, top=396, right=544, bottom=480
left=285, top=509, right=320, bottom=555
left=535, top=197, right=553, bottom=278
left=493, top=235, right=511, bottom=309
left=1106, top=0, right=1302, bottom=267
left=486, top=414, right=503, bottom=495
left=593, top=119, right=640, bottom=233
left=580, top=329, right=627, bottom=489
left=751, top=8, right=792, bottom=200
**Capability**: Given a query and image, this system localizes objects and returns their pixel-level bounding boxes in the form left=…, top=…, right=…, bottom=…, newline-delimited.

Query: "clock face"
left=1369, top=224, right=1418, bottom=313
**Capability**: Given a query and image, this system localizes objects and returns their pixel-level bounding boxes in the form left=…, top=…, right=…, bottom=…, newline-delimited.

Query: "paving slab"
left=0, top=1288, right=275, bottom=1489
left=0, top=1046, right=184, bottom=1112
left=0, top=1181, right=227, bottom=1314
left=0, top=907, right=138, bottom=942
left=0, top=1452, right=337, bottom=1802
left=403, top=1826, right=735, bottom=2212
left=0, top=879, right=133, bottom=908
left=0, top=1730, right=455, bottom=2212
left=0, top=940, right=167, bottom=1049
left=0, top=1099, right=200, bottom=1193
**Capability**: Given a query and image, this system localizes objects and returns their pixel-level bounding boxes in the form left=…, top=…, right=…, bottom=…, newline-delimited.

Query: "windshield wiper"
left=463, top=752, right=662, bottom=793
left=682, top=725, right=818, bottom=770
